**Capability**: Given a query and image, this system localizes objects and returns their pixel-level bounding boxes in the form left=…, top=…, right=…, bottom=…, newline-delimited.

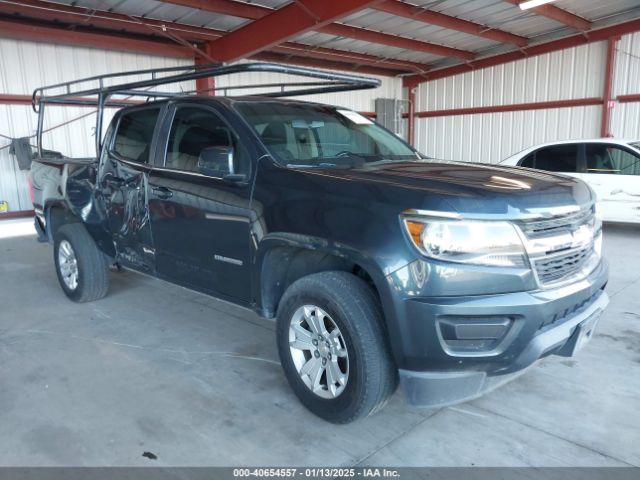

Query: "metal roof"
left=0, top=0, right=639, bottom=78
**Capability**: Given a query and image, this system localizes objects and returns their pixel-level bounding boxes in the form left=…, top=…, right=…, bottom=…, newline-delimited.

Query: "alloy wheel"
left=288, top=305, right=349, bottom=399
left=58, top=240, right=79, bottom=291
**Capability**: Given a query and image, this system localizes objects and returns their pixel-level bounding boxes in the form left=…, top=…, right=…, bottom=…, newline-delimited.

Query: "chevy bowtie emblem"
left=572, top=224, right=593, bottom=246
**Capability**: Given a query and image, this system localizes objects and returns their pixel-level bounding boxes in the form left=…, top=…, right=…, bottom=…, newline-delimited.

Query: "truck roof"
left=140, top=94, right=337, bottom=110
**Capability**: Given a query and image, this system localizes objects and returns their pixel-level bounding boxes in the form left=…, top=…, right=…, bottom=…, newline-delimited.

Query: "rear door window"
left=529, top=144, right=580, bottom=172
left=112, top=107, right=160, bottom=163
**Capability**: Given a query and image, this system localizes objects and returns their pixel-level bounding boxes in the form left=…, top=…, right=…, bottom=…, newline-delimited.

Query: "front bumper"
left=386, top=259, right=609, bottom=408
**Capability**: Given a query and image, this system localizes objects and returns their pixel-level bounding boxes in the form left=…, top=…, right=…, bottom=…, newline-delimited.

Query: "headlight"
left=402, top=217, right=529, bottom=268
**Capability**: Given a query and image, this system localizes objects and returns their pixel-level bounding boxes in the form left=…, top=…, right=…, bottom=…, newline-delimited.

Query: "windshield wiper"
left=286, top=162, right=338, bottom=168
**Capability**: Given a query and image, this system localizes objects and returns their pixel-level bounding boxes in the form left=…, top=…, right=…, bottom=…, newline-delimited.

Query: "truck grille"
left=534, top=244, right=594, bottom=285
left=519, top=207, right=594, bottom=237
left=517, top=206, right=600, bottom=288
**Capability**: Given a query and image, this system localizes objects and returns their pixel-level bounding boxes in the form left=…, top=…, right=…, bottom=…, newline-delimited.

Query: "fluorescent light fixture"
left=519, top=0, right=557, bottom=9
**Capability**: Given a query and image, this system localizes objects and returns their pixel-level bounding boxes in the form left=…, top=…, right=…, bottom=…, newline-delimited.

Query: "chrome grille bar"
left=517, top=205, right=601, bottom=288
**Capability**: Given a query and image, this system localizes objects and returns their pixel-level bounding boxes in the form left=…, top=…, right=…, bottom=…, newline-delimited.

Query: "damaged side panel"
left=62, top=162, right=116, bottom=259
left=97, top=155, right=154, bottom=272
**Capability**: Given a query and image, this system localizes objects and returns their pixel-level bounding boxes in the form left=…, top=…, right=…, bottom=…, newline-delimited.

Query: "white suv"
left=502, top=139, right=640, bottom=224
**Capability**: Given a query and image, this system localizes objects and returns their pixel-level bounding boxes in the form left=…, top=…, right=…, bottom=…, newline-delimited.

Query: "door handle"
left=152, top=186, right=173, bottom=199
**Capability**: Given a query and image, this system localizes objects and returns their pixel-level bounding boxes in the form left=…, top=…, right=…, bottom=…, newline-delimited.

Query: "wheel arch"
left=45, top=200, right=116, bottom=258
left=45, top=201, right=79, bottom=242
left=255, top=234, right=390, bottom=320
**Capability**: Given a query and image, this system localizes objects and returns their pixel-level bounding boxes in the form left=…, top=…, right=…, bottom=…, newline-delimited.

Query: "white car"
left=502, top=139, right=640, bottom=224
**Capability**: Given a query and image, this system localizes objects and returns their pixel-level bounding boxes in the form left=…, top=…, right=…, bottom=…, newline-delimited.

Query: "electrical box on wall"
left=375, top=98, right=405, bottom=137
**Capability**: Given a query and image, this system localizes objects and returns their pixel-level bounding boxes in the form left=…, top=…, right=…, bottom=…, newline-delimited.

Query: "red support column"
left=195, top=44, right=215, bottom=95
left=601, top=36, right=620, bottom=138
left=403, top=77, right=419, bottom=147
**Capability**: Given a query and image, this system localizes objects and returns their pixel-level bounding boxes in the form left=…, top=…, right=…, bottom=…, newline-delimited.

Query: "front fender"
left=253, top=232, right=409, bottom=365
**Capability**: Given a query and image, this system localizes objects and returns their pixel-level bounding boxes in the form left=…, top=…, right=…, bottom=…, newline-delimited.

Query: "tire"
left=53, top=223, right=109, bottom=303
left=276, top=271, right=397, bottom=423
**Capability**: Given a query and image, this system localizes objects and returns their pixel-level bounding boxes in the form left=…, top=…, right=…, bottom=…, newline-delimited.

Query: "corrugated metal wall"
left=413, top=32, right=640, bottom=163
left=611, top=31, right=640, bottom=139
left=3, top=32, right=638, bottom=212
left=415, top=42, right=605, bottom=111
left=0, top=39, right=401, bottom=213
left=413, top=41, right=607, bottom=163
left=415, top=105, right=602, bottom=163
left=0, top=38, right=193, bottom=212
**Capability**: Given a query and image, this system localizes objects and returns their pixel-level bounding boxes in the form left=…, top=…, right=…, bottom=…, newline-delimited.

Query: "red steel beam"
left=0, top=94, right=31, bottom=104
left=403, top=77, right=419, bottom=146
left=195, top=45, right=216, bottom=95
left=0, top=210, right=35, bottom=219
left=0, top=0, right=223, bottom=42
left=617, top=94, right=640, bottom=103
left=160, top=0, right=269, bottom=20
left=0, top=16, right=405, bottom=77
left=0, top=17, right=194, bottom=58
left=600, top=36, right=619, bottom=137
left=0, top=93, right=141, bottom=107
left=272, top=43, right=428, bottom=73
left=206, top=0, right=384, bottom=62
left=1, top=0, right=428, bottom=74
left=161, top=0, right=476, bottom=60
left=375, top=0, right=528, bottom=47
left=505, top=1, right=591, bottom=31
left=404, top=18, right=640, bottom=86
left=413, top=97, right=603, bottom=118
left=251, top=51, right=400, bottom=77
left=318, top=23, right=474, bottom=60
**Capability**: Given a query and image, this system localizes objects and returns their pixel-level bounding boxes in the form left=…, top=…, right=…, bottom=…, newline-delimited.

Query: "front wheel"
left=276, top=271, right=397, bottom=423
left=53, top=223, right=109, bottom=303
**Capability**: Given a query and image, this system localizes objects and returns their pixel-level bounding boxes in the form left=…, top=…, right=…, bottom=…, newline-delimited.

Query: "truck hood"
left=303, top=160, right=594, bottom=218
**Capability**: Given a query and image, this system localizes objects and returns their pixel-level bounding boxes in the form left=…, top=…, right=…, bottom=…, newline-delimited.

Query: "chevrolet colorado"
left=30, top=64, right=609, bottom=423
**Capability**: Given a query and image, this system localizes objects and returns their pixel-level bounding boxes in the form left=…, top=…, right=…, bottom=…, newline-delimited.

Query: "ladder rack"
left=32, top=62, right=381, bottom=157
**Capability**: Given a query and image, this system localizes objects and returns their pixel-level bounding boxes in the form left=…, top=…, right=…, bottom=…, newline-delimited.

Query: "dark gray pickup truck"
left=29, top=63, right=609, bottom=423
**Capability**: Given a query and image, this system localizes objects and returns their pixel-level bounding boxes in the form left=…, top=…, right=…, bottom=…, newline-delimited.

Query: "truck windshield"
left=236, top=102, right=419, bottom=168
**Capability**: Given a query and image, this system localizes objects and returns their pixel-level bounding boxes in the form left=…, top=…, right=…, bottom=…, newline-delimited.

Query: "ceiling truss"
left=0, top=0, right=636, bottom=86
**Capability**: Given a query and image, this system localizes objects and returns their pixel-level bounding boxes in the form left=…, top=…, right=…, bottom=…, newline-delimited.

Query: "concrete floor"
left=0, top=218, right=639, bottom=467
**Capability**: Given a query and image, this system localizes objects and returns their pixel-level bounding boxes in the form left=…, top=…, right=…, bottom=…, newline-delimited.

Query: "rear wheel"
left=53, top=223, right=109, bottom=303
left=276, top=271, right=397, bottom=423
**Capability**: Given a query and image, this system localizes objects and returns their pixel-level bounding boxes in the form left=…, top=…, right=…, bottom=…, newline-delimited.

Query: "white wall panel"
left=0, top=38, right=193, bottom=95
left=416, top=41, right=606, bottom=112
left=614, top=31, right=640, bottom=97
left=0, top=38, right=193, bottom=212
left=412, top=33, right=640, bottom=163
left=0, top=105, right=33, bottom=212
left=611, top=103, right=640, bottom=140
left=610, top=31, right=640, bottom=141
left=415, top=106, right=602, bottom=163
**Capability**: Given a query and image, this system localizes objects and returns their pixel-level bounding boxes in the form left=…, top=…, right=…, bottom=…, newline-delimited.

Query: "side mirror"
left=198, top=146, right=235, bottom=177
